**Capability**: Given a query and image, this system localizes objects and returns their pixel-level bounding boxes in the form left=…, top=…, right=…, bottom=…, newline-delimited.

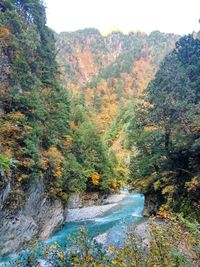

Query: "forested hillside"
left=56, top=30, right=179, bottom=186
left=0, top=0, right=72, bottom=204
left=56, top=29, right=179, bottom=131
left=0, top=0, right=117, bottom=255
left=129, top=32, right=200, bottom=221
left=56, top=28, right=200, bottom=222
left=0, top=1, right=117, bottom=210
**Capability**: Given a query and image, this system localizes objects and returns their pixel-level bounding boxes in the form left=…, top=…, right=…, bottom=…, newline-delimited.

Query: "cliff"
left=0, top=180, right=64, bottom=256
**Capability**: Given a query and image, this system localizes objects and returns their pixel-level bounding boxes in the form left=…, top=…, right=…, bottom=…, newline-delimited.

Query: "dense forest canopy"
left=129, top=33, right=200, bottom=221
left=55, top=29, right=179, bottom=190
left=0, top=0, right=116, bottom=210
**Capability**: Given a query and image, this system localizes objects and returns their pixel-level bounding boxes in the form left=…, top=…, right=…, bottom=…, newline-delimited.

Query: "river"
left=0, top=192, right=144, bottom=266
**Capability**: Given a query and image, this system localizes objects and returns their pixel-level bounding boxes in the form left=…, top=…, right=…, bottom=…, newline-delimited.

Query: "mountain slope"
left=129, top=33, right=200, bottom=221
left=0, top=1, right=115, bottom=256
left=56, top=29, right=180, bottom=183
left=56, top=29, right=179, bottom=131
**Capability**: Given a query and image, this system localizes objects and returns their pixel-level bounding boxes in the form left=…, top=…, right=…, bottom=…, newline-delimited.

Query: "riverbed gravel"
left=66, top=192, right=129, bottom=222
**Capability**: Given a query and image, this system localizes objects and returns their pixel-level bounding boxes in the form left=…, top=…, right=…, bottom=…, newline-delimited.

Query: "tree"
left=71, top=105, right=113, bottom=191
left=0, top=0, right=70, bottom=204
left=129, top=34, right=200, bottom=221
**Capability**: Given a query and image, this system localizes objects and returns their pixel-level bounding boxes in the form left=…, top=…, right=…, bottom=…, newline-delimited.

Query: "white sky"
left=45, top=0, right=200, bottom=35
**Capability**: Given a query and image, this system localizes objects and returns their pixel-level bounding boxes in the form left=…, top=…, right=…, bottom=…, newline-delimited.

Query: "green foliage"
left=0, top=154, right=17, bottom=176
left=0, top=0, right=71, bottom=203
left=129, top=34, right=200, bottom=221
left=69, top=104, right=114, bottom=191
left=0, top=1, right=116, bottom=208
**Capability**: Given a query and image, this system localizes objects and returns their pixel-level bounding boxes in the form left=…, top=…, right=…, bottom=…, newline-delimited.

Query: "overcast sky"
left=45, top=0, right=200, bottom=35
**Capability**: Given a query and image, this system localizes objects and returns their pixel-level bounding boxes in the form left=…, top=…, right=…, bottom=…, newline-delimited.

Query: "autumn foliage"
left=91, top=172, right=100, bottom=185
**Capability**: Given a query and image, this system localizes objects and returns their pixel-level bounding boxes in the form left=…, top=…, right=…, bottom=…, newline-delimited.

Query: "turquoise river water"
left=0, top=192, right=145, bottom=266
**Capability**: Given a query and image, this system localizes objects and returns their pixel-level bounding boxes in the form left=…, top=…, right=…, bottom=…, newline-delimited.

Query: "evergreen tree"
left=129, top=34, right=200, bottom=221
left=0, top=0, right=70, bottom=203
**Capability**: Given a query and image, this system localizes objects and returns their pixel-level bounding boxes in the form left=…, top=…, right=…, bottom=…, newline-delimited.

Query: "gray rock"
left=66, top=192, right=128, bottom=222
left=103, top=192, right=128, bottom=204
left=66, top=203, right=117, bottom=222
left=0, top=213, right=38, bottom=256
left=0, top=179, right=11, bottom=208
left=143, top=193, right=160, bottom=216
left=0, top=186, right=127, bottom=256
left=0, top=52, right=10, bottom=86
left=134, top=221, right=151, bottom=248
left=0, top=181, right=64, bottom=257
left=67, top=192, right=108, bottom=209
left=24, top=182, right=64, bottom=240
left=67, top=193, right=82, bottom=208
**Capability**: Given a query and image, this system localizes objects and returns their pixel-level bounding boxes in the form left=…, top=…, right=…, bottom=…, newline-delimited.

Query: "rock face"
left=0, top=189, right=125, bottom=256
left=0, top=181, right=64, bottom=257
left=67, top=191, right=129, bottom=209
left=67, top=192, right=108, bottom=208
left=66, top=192, right=129, bottom=222
left=66, top=204, right=117, bottom=222
left=0, top=51, right=10, bottom=87
left=0, top=51, right=9, bottom=116
left=143, top=193, right=162, bottom=216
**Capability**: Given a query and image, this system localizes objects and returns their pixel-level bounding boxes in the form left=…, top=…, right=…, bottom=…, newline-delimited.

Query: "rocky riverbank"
left=0, top=182, right=65, bottom=256
left=66, top=192, right=129, bottom=222
left=0, top=183, right=129, bottom=257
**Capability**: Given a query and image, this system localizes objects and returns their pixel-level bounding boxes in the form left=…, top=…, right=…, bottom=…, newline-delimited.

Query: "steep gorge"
left=56, top=29, right=179, bottom=131
left=0, top=1, right=180, bottom=257
left=56, top=29, right=179, bottom=183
